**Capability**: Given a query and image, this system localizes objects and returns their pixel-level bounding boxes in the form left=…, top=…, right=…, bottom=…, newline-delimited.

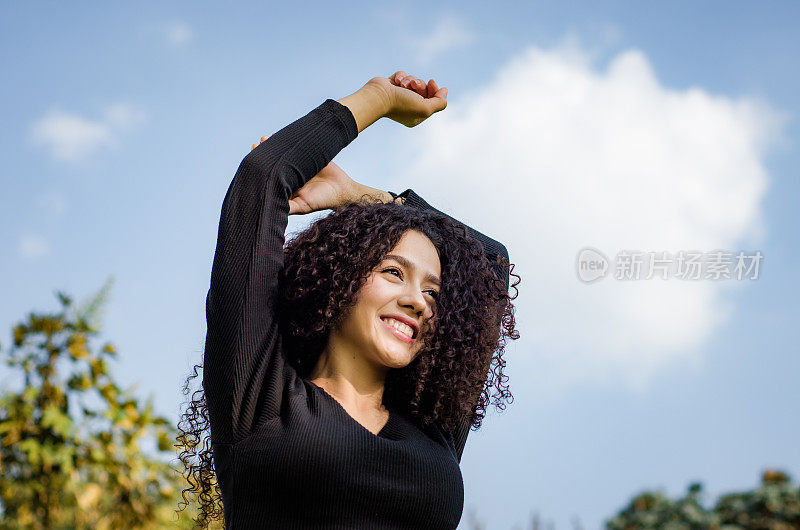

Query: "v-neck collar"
left=306, top=379, right=399, bottom=439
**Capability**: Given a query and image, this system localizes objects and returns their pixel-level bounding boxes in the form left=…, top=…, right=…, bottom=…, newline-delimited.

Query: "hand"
left=252, top=135, right=360, bottom=215
left=369, top=70, right=448, bottom=128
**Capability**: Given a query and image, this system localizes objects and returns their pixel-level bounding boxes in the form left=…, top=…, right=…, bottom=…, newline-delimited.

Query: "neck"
left=307, top=336, right=388, bottom=415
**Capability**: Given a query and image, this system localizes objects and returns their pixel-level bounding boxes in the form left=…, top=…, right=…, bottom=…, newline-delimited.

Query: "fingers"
left=427, top=86, right=448, bottom=113
left=391, top=71, right=407, bottom=85
left=251, top=134, right=271, bottom=150
left=390, top=70, right=431, bottom=97
left=386, top=70, right=449, bottom=126
left=415, top=79, right=447, bottom=110
left=403, top=76, right=427, bottom=96
left=426, top=78, right=438, bottom=98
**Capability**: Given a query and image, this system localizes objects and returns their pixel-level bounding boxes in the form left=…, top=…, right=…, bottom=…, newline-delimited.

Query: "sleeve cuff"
left=325, top=98, right=359, bottom=142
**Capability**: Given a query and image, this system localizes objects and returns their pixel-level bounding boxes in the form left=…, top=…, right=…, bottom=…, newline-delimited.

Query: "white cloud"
left=411, top=14, right=475, bottom=65
left=30, top=103, right=146, bottom=162
left=139, top=21, right=194, bottom=46
left=30, top=110, right=110, bottom=162
left=104, top=102, right=147, bottom=129
left=164, top=22, right=194, bottom=45
left=18, top=234, right=49, bottom=260
left=398, top=36, right=785, bottom=397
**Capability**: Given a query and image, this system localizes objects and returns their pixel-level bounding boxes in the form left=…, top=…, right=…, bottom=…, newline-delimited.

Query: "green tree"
left=0, top=279, right=196, bottom=528
left=605, top=469, right=800, bottom=529
left=713, top=470, right=800, bottom=529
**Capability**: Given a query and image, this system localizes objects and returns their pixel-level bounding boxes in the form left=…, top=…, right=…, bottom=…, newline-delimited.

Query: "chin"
left=379, top=349, right=417, bottom=370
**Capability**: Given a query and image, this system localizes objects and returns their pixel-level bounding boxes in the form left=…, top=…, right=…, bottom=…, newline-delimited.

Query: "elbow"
left=240, top=147, right=278, bottom=176
left=230, top=148, right=287, bottom=193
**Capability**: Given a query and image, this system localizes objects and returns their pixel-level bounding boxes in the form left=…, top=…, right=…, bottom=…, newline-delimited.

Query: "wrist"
left=364, top=78, right=393, bottom=117
left=349, top=183, right=394, bottom=205
left=337, top=80, right=392, bottom=134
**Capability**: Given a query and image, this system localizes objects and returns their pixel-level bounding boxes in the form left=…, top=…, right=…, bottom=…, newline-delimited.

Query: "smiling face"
left=334, top=229, right=442, bottom=371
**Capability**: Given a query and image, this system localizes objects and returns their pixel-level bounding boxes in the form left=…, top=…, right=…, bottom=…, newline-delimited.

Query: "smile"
left=380, top=317, right=415, bottom=344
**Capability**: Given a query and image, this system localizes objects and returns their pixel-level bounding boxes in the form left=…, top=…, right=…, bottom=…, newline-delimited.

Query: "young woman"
left=178, top=71, right=520, bottom=529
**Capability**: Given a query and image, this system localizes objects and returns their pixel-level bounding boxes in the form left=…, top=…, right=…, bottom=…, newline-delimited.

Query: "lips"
left=380, top=314, right=419, bottom=338
left=381, top=313, right=419, bottom=338
left=381, top=317, right=415, bottom=344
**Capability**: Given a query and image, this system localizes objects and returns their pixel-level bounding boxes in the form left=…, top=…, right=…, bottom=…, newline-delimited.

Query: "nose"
left=399, top=284, right=429, bottom=316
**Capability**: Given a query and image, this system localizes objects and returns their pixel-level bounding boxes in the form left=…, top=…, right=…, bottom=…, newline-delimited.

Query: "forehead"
left=383, top=230, right=441, bottom=278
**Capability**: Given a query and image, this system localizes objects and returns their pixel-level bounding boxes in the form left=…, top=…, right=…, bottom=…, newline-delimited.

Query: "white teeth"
left=382, top=317, right=414, bottom=338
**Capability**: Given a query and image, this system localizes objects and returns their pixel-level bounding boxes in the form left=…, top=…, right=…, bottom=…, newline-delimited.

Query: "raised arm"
left=203, top=97, right=359, bottom=444
left=203, top=73, right=450, bottom=445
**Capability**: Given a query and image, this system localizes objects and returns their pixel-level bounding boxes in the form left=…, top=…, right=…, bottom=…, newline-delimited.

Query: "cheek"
left=356, top=277, right=385, bottom=305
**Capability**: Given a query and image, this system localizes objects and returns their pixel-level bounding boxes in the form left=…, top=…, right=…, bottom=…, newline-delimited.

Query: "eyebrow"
left=384, top=254, right=441, bottom=288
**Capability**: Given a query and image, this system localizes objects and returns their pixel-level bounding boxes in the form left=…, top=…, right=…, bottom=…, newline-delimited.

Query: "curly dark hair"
left=176, top=198, right=521, bottom=528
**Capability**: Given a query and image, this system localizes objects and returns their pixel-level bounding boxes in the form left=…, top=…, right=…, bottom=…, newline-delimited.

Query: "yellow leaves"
left=122, top=400, right=139, bottom=419
left=157, top=431, right=173, bottom=452
left=68, top=372, right=92, bottom=391
left=13, top=324, right=26, bottom=346
left=36, top=362, right=55, bottom=380
left=18, top=438, right=41, bottom=467
left=99, top=383, right=118, bottom=403
left=22, top=385, right=38, bottom=404
left=77, top=483, right=103, bottom=511
left=117, top=416, right=135, bottom=430
left=68, top=333, right=89, bottom=360
left=29, top=315, right=65, bottom=336
left=0, top=419, right=22, bottom=446
left=39, top=442, right=76, bottom=475
left=89, top=445, right=105, bottom=463
left=1, top=286, right=187, bottom=528
left=90, top=357, right=108, bottom=379
left=48, top=384, right=65, bottom=404
left=763, top=469, right=790, bottom=484
left=41, top=404, right=73, bottom=438
left=159, top=482, right=175, bottom=499
left=106, top=402, right=138, bottom=431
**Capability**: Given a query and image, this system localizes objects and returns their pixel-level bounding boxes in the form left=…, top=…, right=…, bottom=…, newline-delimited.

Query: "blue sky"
left=1, top=2, right=798, bottom=528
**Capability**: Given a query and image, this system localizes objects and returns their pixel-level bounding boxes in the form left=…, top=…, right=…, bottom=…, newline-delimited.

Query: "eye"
left=382, top=267, right=402, bottom=278
left=382, top=267, right=440, bottom=300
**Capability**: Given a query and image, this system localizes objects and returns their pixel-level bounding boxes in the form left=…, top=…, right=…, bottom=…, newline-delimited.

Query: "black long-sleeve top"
left=203, top=98, right=510, bottom=529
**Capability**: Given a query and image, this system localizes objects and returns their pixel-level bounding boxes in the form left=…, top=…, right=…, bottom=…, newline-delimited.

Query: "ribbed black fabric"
left=203, top=98, right=510, bottom=529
